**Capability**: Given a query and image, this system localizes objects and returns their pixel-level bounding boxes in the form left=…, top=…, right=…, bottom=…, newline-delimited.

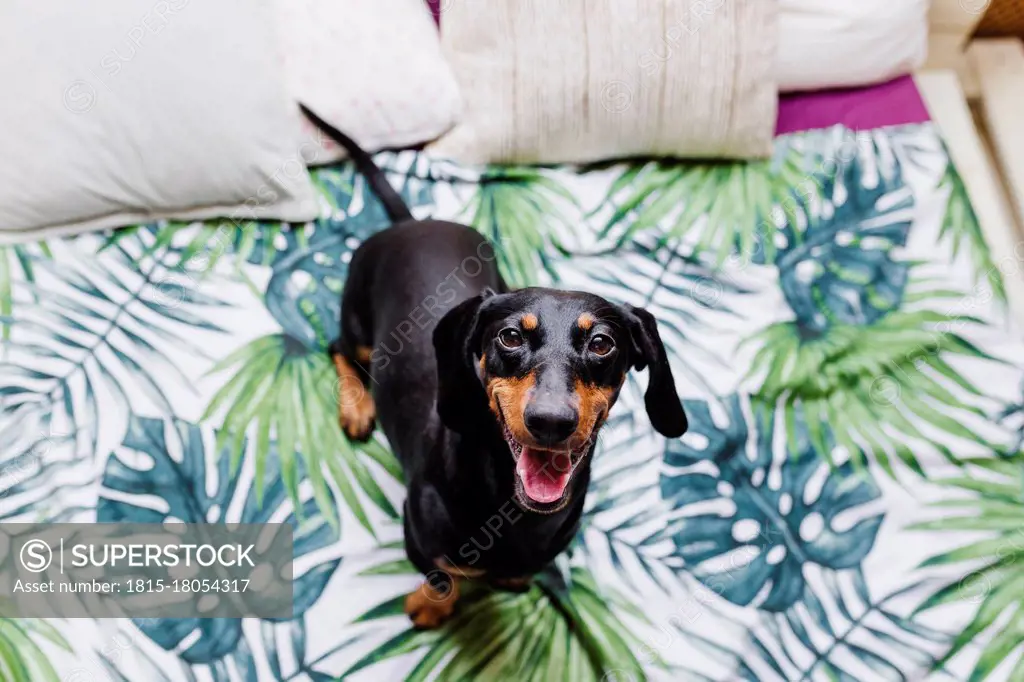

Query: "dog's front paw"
left=404, top=577, right=460, bottom=629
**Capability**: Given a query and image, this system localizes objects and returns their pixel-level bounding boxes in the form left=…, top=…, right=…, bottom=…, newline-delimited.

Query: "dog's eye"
left=588, top=334, right=614, bottom=356
left=498, top=328, right=524, bottom=349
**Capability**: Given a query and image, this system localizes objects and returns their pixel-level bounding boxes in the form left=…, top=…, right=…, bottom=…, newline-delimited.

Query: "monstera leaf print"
left=598, top=143, right=812, bottom=265
left=342, top=560, right=657, bottom=681
left=98, top=414, right=341, bottom=667
left=312, top=154, right=434, bottom=228
left=912, top=452, right=1024, bottom=682
left=660, top=394, right=884, bottom=611
left=746, top=150, right=1005, bottom=476
left=767, top=150, right=912, bottom=332
left=263, top=223, right=359, bottom=352
left=263, top=158, right=434, bottom=352
left=738, top=576, right=949, bottom=681
left=575, top=411, right=754, bottom=680
left=661, top=395, right=951, bottom=680
left=92, top=618, right=341, bottom=682
left=461, top=166, right=580, bottom=287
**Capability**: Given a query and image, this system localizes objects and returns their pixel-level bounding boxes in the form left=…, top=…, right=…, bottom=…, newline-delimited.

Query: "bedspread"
left=1, top=121, right=1023, bottom=682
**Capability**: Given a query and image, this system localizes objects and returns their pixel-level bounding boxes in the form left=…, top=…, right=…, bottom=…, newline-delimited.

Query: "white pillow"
left=778, top=0, right=929, bottom=92
left=0, top=0, right=320, bottom=245
left=280, top=0, right=462, bottom=164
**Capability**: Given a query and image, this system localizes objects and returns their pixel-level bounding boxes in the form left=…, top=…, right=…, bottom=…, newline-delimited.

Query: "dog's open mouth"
left=502, top=425, right=590, bottom=505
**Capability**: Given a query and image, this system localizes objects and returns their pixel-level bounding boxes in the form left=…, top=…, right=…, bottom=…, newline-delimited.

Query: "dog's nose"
left=524, top=402, right=578, bottom=446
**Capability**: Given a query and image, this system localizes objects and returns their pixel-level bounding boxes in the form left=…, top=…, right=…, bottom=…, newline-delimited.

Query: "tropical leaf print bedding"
left=1, top=122, right=1022, bottom=682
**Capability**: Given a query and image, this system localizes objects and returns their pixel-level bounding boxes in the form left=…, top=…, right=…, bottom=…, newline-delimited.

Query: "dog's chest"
left=442, top=505, right=578, bottom=577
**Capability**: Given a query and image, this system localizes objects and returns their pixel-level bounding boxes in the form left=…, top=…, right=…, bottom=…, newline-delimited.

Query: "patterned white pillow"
left=281, top=0, right=462, bottom=164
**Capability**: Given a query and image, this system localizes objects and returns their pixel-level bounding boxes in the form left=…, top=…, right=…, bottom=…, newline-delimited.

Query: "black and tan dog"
left=302, top=105, right=687, bottom=629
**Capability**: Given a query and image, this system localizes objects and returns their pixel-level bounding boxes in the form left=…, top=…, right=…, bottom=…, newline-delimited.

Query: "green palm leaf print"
left=938, top=159, right=1007, bottom=303
left=462, top=167, right=580, bottom=287
left=0, top=619, right=70, bottom=682
left=912, top=452, right=1024, bottom=682
left=0, top=243, right=51, bottom=342
left=599, top=145, right=810, bottom=265
left=343, top=563, right=655, bottom=681
left=746, top=300, right=1003, bottom=477
left=202, top=333, right=401, bottom=535
left=742, top=147, right=1007, bottom=477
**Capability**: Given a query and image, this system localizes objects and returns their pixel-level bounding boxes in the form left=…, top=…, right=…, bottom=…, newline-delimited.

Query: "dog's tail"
left=299, top=103, right=413, bottom=224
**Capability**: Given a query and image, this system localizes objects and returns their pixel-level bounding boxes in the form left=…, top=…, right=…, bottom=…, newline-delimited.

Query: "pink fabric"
left=775, top=76, right=930, bottom=135
left=427, top=2, right=929, bottom=136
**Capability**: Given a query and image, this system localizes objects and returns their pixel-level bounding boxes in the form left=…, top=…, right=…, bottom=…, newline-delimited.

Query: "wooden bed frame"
left=918, top=0, right=1024, bottom=324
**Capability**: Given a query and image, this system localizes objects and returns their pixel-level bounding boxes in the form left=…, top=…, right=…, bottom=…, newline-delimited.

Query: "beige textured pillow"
left=431, top=0, right=778, bottom=165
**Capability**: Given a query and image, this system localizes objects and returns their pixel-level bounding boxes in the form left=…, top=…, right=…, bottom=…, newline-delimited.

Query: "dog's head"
left=433, top=287, right=687, bottom=513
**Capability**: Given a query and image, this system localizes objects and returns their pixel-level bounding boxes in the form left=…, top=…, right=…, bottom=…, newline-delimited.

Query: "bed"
left=1, top=77, right=1023, bottom=681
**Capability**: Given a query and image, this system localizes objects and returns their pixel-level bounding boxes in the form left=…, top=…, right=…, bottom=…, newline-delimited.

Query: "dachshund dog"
left=302, top=105, right=687, bottom=629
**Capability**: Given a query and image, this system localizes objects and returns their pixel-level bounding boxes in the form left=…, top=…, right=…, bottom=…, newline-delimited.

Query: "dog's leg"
left=331, top=350, right=376, bottom=441
left=404, top=571, right=461, bottom=629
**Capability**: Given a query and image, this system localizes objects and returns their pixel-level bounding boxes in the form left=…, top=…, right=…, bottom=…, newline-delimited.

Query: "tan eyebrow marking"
left=521, top=313, right=538, bottom=331
left=577, top=313, right=595, bottom=331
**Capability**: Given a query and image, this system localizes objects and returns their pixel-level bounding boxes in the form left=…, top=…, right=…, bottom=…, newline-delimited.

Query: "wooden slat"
left=968, top=38, right=1024, bottom=225
left=924, top=33, right=982, bottom=97
left=915, top=70, right=1024, bottom=325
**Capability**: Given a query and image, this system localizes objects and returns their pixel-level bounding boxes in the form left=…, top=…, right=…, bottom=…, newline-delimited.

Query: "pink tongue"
left=517, top=448, right=572, bottom=503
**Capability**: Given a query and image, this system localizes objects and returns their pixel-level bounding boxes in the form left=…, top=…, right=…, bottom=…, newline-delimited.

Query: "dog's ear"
left=623, top=305, right=688, bottom=438
left=433, top=290, right=495, bottom=432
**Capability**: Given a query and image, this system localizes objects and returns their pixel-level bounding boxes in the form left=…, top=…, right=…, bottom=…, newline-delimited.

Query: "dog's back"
left=341, top=220, right=503, bottom=462
left=299, top=104, right=505, bottom=464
